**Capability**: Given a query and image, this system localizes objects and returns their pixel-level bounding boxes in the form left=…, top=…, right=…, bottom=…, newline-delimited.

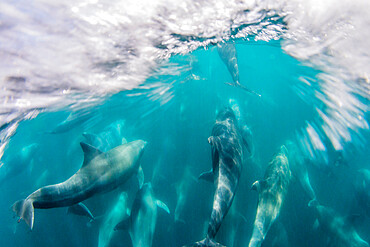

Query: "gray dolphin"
left=184, top=107, right=251, bottom=247
left=217, top=43, right=261, bottom=97
left=12, top=140, right=146, bottom=230
left=285, top=140, right=317, bottom=203
left=248, top=146, right=291, bottom=247
left=114, top=182, right=170, bottom=247
left=310, top=201, right=369, bottom=247
left=98, top=191, right=129, bottom=247
left=0, top=143, right=39, bottom=186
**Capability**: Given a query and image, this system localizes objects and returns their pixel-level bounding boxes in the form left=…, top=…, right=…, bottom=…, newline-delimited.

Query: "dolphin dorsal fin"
left=80, top=142, right=103, bottom=167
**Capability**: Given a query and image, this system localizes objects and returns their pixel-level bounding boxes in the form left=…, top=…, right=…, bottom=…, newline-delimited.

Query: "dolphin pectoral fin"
left=137, top=165, right=144, bottom=189
left=156, top=200, right=170, bottom=214
left=251, top=181, right=259, bottom=191
left=114, top=218, right=130, bottom=231
left=67, top=202, right=94, bottom=221
left=208, top=136, right=214, bottom=145
left=12, top=199, right=34, bottom=230
left=198, top=170, right=214, bottom=183
left=80, top=142, right=103, bottom=167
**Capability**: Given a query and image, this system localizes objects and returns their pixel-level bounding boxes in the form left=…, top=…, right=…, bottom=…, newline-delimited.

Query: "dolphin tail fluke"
left=183, top=238, right=226, bottom=247
left=12, top=199, right=34, bottom=230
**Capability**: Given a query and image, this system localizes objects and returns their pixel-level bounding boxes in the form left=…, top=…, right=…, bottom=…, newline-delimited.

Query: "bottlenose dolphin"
left=249, top=146, right=291, bottom=247
left=217, top=43, right=261, bottom=97
left=12, top=140, right=146, bottom=230
left=184, top=107, right=251, bottom=247
left=114, top=183, right=170, bottom=247
left=98, top=191, right=129, bottom=247
left=0, top=143, right=38, bottom=186
left=310, top=201, right=369, bottom=247
left=285, top=140, right=316, bottom=203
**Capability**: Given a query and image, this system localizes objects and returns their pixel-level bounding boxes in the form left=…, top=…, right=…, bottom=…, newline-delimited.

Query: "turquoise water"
left=1, top=37, right=369, bottom=247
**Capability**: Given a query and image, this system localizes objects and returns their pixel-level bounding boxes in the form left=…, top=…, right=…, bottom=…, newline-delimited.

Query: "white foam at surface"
left=0, top=0, right=369, bottom=159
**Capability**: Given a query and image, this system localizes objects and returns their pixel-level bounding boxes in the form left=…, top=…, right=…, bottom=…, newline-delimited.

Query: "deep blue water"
left=0, top=39, right=369, bottom=247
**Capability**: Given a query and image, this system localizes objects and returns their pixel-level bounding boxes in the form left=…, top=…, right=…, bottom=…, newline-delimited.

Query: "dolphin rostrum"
left=12, top=140, right=146, bottom=230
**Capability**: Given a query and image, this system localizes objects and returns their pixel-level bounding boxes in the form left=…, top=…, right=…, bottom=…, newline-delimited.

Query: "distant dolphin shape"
left=98, top=191, right=129, bottom=247
left=217, top=43, right=261, bottom=97
left=82, top=119, right=127, bottom=152
left=114, top=183, right=170, bottom=247
left=309, top=201, right=369, bottom=247
left=0, top=143, right=39, bottom=186
left=174, top=166, right=197, bottom=224
left=354, top=169, right=370, bottom=217
left=285, top=140, right=317, bottom=203
left=49, top=109, right=101, bottom=134
left=12, top=140, right=146, bottom=230
left=249, top=146, right=291, bottom=247
left=183, top=107, right=251, bottom=247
